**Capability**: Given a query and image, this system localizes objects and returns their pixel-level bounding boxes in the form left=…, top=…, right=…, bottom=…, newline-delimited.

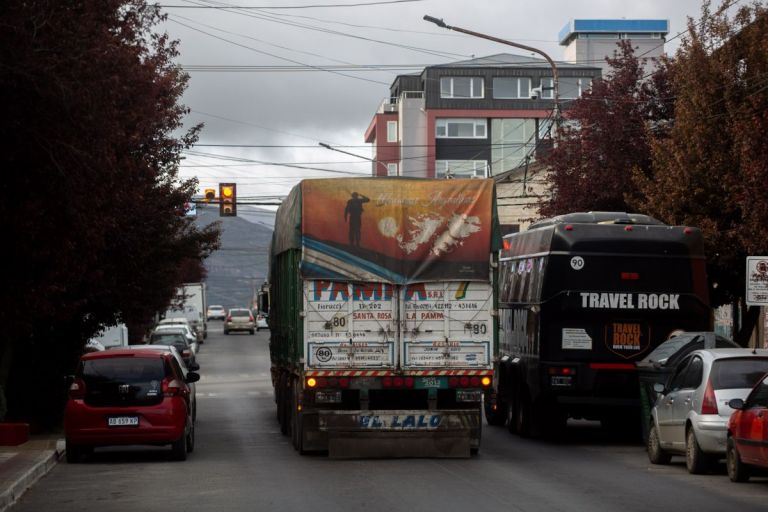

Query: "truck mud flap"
left=319, top=410, right=478, bottom=459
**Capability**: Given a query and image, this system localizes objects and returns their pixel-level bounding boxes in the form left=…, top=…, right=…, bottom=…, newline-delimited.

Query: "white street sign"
left=746, top=256, right=768, bottom=306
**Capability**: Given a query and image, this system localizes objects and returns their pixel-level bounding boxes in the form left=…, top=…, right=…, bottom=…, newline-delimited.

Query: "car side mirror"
left=186, top=372, right=200, bottom=384
left=728, top=398, right=745, bottom=410
left=653, top=383, right=665, bottom=394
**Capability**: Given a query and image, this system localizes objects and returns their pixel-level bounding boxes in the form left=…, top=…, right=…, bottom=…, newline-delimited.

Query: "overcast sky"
left=163, top=0, right=710, bottom=204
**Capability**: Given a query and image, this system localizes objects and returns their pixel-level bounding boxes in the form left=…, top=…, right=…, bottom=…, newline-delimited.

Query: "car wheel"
left=223, top=330, right=229, bottom=335
left=66, top=440, right=83, bottom=463
left=249, top=329, right=255, bottom=335
left=726, top=436, right=751, bottom=482
left=647, top=423, right=672, bottom=464
left=685, top=427, right=711, bottom=474
left=171, top=429, right=188, bottom=461
left=186, top=420, right=195, bottom=454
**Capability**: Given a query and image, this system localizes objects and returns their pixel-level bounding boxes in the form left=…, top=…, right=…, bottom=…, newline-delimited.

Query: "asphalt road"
left=12, top=325, right=768, bottom=512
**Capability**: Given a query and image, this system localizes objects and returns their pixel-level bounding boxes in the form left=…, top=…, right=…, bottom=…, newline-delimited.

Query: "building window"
left=491, top=118, right=536, bottom=174
left=435, top=118, right=487, bottom=138
left=540, top=77, right=591, bottom=99
left=493, top=77, right=531, bottom=99
left=386, top=121, right=397, bottom=143
left=435, top=160, right=488, bottom=179
left=440, top=77, right=484, bottom=99
left=387, top=163, right=398, bottom=176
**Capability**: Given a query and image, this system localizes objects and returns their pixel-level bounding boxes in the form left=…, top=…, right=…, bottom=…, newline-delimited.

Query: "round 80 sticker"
left=570, top=256, right=585, bottom=270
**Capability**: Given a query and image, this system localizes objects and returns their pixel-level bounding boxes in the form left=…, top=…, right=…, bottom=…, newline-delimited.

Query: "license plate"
left=108, top=416, right=139, bottom=427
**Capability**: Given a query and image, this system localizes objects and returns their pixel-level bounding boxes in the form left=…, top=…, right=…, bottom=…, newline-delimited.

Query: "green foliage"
left=538, top=41, right=672, bottom=217
left=635, top=1, right=768, bottom=308
left=0, top=1, right=220, bottom=427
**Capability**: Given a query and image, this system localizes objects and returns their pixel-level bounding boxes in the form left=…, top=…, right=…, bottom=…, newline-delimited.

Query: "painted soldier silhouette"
left=344, top=191, right=369, bottom=247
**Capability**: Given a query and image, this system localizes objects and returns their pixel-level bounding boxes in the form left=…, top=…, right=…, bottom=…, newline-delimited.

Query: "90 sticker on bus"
left=358, top=414, right=442, bottom=429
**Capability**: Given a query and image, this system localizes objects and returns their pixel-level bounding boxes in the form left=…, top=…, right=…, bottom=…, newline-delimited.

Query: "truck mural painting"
left=269, top=177, right=500, bottom=457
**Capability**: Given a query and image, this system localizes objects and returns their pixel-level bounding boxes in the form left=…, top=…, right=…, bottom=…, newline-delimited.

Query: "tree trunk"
left=735, top=304, right=761, bottom=347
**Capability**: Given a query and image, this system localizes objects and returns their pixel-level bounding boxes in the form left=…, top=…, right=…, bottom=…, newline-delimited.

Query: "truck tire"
left=279, top=374, right=290, bottom=436
left=291, top=379, right=306, bottom=454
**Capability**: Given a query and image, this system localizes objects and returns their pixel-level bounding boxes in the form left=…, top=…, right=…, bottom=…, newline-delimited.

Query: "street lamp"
left=423, top=15, right=561, bottom=123
left=318, top=142, right=394, bottom=176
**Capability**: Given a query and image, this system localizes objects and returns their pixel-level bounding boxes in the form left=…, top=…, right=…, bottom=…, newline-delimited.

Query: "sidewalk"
left=0, top=437, right=63, bottom=511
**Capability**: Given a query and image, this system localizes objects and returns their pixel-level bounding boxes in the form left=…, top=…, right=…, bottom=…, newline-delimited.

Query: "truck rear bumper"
left=308, top=409, right=480, bottom=458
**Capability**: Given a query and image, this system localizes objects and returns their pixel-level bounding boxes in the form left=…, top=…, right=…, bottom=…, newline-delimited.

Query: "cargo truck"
left=165, top=283, right=207, bottom=342
left=269, top=178, right=499, bottom=457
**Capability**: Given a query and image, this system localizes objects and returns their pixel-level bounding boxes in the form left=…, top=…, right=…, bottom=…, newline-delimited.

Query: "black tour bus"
left=486, top=212, right=711, bottom=436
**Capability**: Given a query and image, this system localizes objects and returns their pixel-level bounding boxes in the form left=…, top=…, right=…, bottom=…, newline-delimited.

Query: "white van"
left=89, top=324, right=129, bottom=350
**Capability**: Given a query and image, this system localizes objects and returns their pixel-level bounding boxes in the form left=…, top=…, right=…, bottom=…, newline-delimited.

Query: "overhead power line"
left=160, top=0, right=422, bottom=8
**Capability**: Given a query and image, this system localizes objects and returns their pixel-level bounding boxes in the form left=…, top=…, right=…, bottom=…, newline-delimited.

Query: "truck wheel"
left=279, top=374, right=290, bottom=436
left=291, top=379, right=306, bottom=454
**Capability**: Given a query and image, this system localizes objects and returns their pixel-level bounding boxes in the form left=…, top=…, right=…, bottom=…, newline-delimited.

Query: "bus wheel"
left=514, top=388, right=532, bottom=437
left=485, top=394, right=506, bottom=426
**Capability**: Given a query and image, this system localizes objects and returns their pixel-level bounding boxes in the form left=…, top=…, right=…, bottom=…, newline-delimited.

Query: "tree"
left=538, top=40, right=672, bottom=217
left=0, top=1, right=220, bottom=427
left=634, top=1, right=768, bottom=344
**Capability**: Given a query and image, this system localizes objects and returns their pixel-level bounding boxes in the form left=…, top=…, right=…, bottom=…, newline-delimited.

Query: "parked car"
left=207, top=304, right=226, bottom=321
left=255, top=311, right=268, bottom=331
left=149, top=331, right=197, bottom=367
left=158, top=317, right=203, bottom=344
left=88, top=323, right=129, bottom=350
left=636, top=332, right=739, bottom=442
left=154, top=325, right=198, bottom=354
left=647, top=348, right=768, bottom=474
left=130, top=345, right=199, bottom=421
left=726, top=372, right=768, bottom=482
left=224, top=308, right=255, bottom=335
left=64, top=348, right=199, bottom=462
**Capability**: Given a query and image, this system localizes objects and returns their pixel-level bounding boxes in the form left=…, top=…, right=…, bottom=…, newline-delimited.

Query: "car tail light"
left=226, top=315, right=232, bottom=322
left=701, top=379, right=719, bottom=415
left=68, top=378, right=86, bottom=399
left=162, top=378, right=182, bottom=397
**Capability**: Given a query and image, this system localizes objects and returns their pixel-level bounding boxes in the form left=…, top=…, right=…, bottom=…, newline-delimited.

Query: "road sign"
left=746, top=256, right=768, bottom=306
left=184, top=201, right=197, bottom=217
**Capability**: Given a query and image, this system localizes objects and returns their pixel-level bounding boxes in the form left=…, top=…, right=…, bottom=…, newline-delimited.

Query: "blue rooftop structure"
left=559, top=19, right=669, bottom=45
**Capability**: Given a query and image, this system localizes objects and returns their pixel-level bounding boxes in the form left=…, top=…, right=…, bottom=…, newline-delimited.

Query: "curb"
left=0, top=441, right=62, bottom=512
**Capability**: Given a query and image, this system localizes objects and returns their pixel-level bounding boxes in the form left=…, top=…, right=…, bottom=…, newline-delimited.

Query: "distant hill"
left=194, top=204, right=274, bottom=310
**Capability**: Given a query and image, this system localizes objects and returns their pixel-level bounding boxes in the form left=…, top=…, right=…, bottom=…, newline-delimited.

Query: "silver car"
left=648, top=348, right=768, bottom=474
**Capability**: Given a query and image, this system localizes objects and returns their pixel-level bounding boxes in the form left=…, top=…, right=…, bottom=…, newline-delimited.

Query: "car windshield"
left=711, top=358, right=768, bottom=390
left=231, top=310, right=250, bottom=317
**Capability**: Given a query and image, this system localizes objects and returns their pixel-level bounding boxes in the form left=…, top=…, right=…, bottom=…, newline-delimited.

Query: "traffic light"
left=204, top=188, right=216, bottom=203
left=219, top=183, right=236, bottom=216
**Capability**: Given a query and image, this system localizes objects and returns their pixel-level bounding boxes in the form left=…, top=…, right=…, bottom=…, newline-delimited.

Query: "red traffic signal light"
left=219, top=183, right=236, bottom=216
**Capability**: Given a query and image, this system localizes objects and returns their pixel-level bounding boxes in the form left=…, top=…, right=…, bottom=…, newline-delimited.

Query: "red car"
left=64, top=348, right=199, bottom=462
left=726, top=373, right=768, bottom=481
